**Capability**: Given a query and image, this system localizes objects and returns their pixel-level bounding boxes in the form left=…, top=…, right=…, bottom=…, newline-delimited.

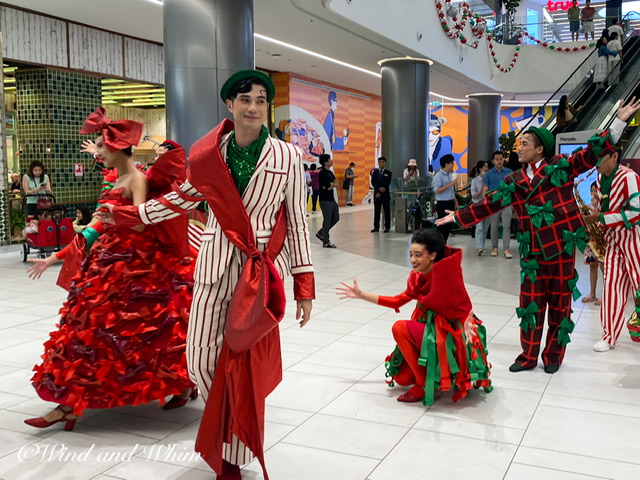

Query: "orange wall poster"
left=273, top=72, right=381, bottom=206
left=429, top=104, right=556, bottom=186
left=273, top=71, right=555, bottom=205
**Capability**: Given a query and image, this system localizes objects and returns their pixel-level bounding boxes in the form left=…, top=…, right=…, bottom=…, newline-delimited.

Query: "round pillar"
left=378, top=58, right=432, bottom=181
left=164, top=0, right=254, bottom=150
left=467, top=93, right=502, bottom=170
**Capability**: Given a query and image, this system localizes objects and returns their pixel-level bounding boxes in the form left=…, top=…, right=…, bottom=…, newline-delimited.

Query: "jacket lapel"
left=529, top=160, right=547, bottom=191
left=242, top=136, right=275, bottom=200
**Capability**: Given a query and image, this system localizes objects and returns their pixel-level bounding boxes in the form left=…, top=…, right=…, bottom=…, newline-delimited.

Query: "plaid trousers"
left=515, top=251, right=575, bottom=367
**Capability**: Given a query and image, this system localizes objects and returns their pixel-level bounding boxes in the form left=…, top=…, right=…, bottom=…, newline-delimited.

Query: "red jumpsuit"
left=380, top=246, right=492, bottom=406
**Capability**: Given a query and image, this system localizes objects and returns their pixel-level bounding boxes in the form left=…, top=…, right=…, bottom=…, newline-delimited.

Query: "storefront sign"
left=546, top=1, right=578, bottom=11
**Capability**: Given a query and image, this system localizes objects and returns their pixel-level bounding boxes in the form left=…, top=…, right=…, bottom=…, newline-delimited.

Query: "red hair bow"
left=80, top=107, right=144, bottom=152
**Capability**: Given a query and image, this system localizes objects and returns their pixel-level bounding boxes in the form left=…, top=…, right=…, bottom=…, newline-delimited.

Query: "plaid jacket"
left=455, top=146, right=599, bottom=260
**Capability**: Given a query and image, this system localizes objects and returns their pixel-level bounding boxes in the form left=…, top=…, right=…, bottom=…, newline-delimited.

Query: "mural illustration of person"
left=429, top=114, right=454, bottom=170
left=323, top=91, right=349, bottom=151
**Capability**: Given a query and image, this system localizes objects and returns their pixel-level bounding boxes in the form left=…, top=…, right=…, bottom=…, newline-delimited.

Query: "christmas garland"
left=435, top=0, right=595, bottom=73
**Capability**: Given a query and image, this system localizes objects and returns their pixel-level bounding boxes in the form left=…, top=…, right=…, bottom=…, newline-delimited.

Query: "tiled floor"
left=0, top=205, right=639, bottom=480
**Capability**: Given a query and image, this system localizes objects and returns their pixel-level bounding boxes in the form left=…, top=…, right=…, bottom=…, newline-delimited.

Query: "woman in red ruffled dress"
left=337, top=228, right=492, bottom=405
left=24, top=109, right=195, bottom=431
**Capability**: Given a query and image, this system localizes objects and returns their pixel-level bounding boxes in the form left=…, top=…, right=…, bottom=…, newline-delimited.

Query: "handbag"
left=36, top=197, right=53, bottom=211
left=342, top=178, right=350, bottom=190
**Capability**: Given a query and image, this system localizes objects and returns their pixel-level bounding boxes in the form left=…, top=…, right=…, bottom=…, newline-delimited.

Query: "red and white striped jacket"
left=598, top=165, right=640, bottom=230
left=133, top=132, right=314, bottom=292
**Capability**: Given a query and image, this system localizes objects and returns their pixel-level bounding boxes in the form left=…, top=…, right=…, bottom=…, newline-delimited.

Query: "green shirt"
left=598, top=164, right=618, bottom=225
left=567, top=6, right=580, bottom=21
left=226, top=126, right=269, bottom=196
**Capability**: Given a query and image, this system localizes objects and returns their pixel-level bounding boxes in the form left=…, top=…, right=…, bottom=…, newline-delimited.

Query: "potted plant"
left=502, top=0, right=521, bottom=44
left=10, top=207, right=25, bottom=241
left=498, top=130, right=517, bottom=156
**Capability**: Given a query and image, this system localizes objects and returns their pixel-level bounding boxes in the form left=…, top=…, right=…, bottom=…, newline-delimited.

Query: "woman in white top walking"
left=470, top=160, right=490, bottom=255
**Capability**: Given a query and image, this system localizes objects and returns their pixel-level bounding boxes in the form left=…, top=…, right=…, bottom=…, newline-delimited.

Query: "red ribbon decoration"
left=79, top=107, right=143, bottom=152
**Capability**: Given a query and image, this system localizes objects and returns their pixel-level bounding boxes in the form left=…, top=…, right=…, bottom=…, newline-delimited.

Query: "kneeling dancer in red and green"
left=337, top=228, right=491, bottom=405
left=436, top=97, right=640, bottom=373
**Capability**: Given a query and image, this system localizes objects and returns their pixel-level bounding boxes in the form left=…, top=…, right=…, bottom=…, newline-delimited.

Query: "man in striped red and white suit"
left=436, top=98, right=640, bottom=375
left=104, top=70, right=314, bottom=480
left=584, top=146, right=640, bottom=352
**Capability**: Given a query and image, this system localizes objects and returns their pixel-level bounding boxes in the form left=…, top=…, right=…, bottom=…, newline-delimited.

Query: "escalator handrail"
left=531, top=33, right=640, bottom=134
left=515, top=45, right=599, bottom=136
left=573, top=36, right=640, bottom=132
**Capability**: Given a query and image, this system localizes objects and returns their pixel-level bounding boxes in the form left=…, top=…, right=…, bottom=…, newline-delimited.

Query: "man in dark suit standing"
left=370, top=156, right=392, bottom=232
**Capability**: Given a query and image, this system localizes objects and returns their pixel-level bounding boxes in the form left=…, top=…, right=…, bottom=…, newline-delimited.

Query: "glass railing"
left=623, top=124, right=640, bottom=159
left=546, top=35, right=640, bottom=134
left=515, top=45, right=599, bottom=135
left=492, top=10, right=640, bottom=44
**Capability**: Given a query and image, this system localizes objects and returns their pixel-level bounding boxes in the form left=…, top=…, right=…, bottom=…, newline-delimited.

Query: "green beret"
left=528, top=126, right=555, bottom=158
left=220, top=69, right=275, bottom=103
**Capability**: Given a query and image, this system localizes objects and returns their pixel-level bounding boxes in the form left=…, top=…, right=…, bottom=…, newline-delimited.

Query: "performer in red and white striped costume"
left=584, top=147, right=640, bottom=352
left=102, top=70, right=314, bottom=480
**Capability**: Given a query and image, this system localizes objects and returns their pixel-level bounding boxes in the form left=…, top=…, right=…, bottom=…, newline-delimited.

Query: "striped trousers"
left=186, top=254, right=253, bottom=466
left=601, top=227, right=640, bottom=345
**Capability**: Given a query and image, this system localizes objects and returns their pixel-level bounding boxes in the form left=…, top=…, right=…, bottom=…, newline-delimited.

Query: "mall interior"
left=1, top=1, right=640, bottom=479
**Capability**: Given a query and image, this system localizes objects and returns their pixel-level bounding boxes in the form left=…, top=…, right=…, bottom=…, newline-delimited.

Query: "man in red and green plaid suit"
left=436, top=98, right=640, bottom=374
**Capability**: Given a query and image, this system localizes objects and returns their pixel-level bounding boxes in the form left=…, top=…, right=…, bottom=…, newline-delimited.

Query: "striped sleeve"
left=139, top=180, right=204, bottom=225
left=601, top=170, right=640, bottom=229
left=282, top=142, right=313, bottom=275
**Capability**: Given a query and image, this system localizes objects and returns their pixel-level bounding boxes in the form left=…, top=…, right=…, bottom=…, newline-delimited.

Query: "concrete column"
left=467, top=93, right=502, bottom=171
left=164, top=0, right=254, bottom=150
left=605, top=0, right=622, bottom=27
left=378, top=58, right=432, bottom=182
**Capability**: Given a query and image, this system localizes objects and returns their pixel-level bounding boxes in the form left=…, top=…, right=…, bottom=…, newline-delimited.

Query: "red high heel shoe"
left=24, top=406, right=77, bottom=431
left=163, top=387, right=198, bottom=410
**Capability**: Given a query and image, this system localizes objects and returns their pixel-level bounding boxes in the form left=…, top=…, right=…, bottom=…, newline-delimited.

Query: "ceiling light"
left=255, top=33, right=381, bottom=78
left=254, top=33, right=547, bottom=105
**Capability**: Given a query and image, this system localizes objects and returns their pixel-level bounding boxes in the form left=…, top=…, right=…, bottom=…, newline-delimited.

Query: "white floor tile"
left=513, top=446, right=640, bottom=480
left=282, top=413, right=407, bottom=459
left=1, top=211, right=639, bottom=479
left=243, top=443, right=378, bottom=480
left=320, top=389, right=426, bottom=427
left=368, top=429, right=516, bottom=479
left=522, top=405, right=640, bottom=464
left=505, top=463, right=609, bottom=479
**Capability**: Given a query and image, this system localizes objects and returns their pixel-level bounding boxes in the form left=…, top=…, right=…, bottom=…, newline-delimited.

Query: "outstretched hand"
left=26, top=257, right=56, bottom=280
left=434, top=210, right=455, bottom=226
left=93, top=203, right=115, bottom=224
left=616, top=96, right=640, bottom=123
left=336, top=279, right=362, bottom=300
left=80, top=140, right=98, bottom=155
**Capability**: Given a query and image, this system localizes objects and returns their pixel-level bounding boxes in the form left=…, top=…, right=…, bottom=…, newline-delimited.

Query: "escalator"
left=621, top=118, right=640, bottom=159
left=543, top=35, right=640, bottom=135
left=567, top=35, right=640, bottom=133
